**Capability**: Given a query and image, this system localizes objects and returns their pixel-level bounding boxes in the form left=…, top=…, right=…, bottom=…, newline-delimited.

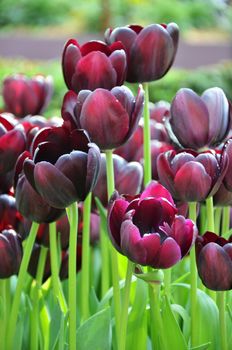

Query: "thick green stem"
left=218, top=292, right=228, bottom=350
left=100, top=220, right=110, bottom=298
left=0, top=280, right=7, bottom=349
left=30, top=246, right=48, bottom=350
left=105, top=149, right=121, bottom=346
left=151, top=283, right=167, bottom=350
left=189, top=202, right=198, bottom=348
left=214, top=207, right=222, bottom=234
left=81, top=192, right=92, bottom=321
left=206, top=196, right=214, bottom=232
left=118, top=260, right=134, bottom=350
left=6, top=222, right=39, bottom=349
left=66, top=202, right=78, bottom=350
left=143, top=82, right=151, bottom=186
left=49, top=222, right=68, bottom=314
left=222, top=206, right=230, bottom=237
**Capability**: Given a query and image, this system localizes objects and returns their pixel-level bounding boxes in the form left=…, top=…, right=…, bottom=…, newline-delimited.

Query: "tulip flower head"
left=105, top=23, right=179, bottom=83
left=2, top=74, right=53, bottom=118
left=62, top=39, right=127, bottom=93
left=108, top=181, right=197, bottom=268
left=196, top=232, right=232, bottom=291
left=167, top=87, right=231, bottom=150
left=62, top=86, right=144, bottom=150
left=0, top=229, right=22, bottom=278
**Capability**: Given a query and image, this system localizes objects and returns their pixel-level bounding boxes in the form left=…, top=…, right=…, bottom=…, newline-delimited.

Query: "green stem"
left=222, top=206, right=230, bottom=237
left=0, top=280, right=7, bottom=349
left=66, top=202, right=78, bottom=350
left=188, top=202, right=198, bottom=348
left=81, top=192, right=92, bottom=322
left=105, top=149, right=121, bottom=346
left=151, top=283, right=167, bottom=350
left=214, top=207, right=222, bottom=234
left=6, top=222, right=39, bottom=349
left=164, top=268, right=171, bottom=300
left=30, top=246, right=48, bottom=350
left=100, top=219, right=110, bottom=298
left=49, top=222, right=68, bottom=314
left=143, top=82, right=151, bottom=186
left=206, top=196, right=214, bottom=232
left=218, top=292, right=228, bottom=350
left=199, top=204, right=206, bottom=235
left=118, top=260, right=134, bottom=350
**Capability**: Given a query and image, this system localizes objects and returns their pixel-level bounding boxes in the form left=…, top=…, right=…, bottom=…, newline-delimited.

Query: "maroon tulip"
left=93, top=154, right=143, bottom=207
left=0, top=113, right=26, bottom=174
left=105, top=23, right=179, bottom=83
left=157, top=149, right=228, bottom=202
left=196, top=232, right=232, bottom=291
left=2, top=74, right=53, bottom=118
left=0, top=229, right=22, bottom=278
left=22, top=126, right=101, bottom=209
left=0, top=194, right=23, bottom=232
left=108, top=181, right=197, bottom=268
left=149, top=100, right=170, bottom=123
left=214, top=183, right=232, bottom=206
left=62, top=39, right=127, bottom=93
left=62, top=86, right=144, bottom=150
left=0, top=171, right=14, bottom=194
left=168, top=88, right=231, bottom=149
left=222, top=138, right=232, bottom=192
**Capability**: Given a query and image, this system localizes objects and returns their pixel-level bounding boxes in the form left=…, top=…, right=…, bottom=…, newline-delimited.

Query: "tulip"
left=105, top=23, right=179, bottom=83
left=0, top=194, right=23, bottom=232
left=157, top=149, right=228, bottom=202
left=22, top=126, right=101, bottom=209
left=107, top=181, right=197, bottom=268
left=0, top=113, right=26, bottom=174
left=0, top=229, right=22, bottom=278
left=93, top=154, right=143, bottom=207
left=214, top=183, right=232, bottom=207
left=222, top=138, right=232, bottom=192
left=168, top=87, right=231, bottom=149
left=62, top=86, right=144, bottom=150
left=196, top=232, right=232, bottom=290
left=62, top=39, right=127, bottom=93
left=2, top=74, right=53, bottom=118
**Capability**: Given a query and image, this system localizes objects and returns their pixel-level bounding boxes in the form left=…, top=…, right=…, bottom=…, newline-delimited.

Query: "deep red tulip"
left=196, top=232, right=232, bottom=291
left=93, top=154, right=143, bottom=207
left=0, top=229, right=22, bottom=278
left=157, top=149, right=228, bottom=202
left=105, top=23, right=179, bottom=83
left=62, top=86, right=144, bottom=150
left=0, top=114, right=26, bottom=174
left=62, top=39, right=127, bottom=93
left=149, top=100, right=170, bottom=123
left=168, top=88, right=231, bottom=149
left=2, top=74, right=53, bottom=118
left=0, top=194, right=23, bottom=232
left=22, top=126, right=101, bottom=209
left=107, top=181, right=197, bottom=268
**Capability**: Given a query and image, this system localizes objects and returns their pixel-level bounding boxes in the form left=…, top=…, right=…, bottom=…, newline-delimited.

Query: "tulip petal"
left=62, top=39, right=81, bottom=90
left=86, top=143, right=101, bottom=194
left=109, top=50, right=127, bottom=85
left=155, top=237, right=181, bottom=268
left=34, top=161, right=78, bottom=209
left=140, top=180, right=175, bottom=205
left=108, top=198, right=129, bottom=251
left=174, top=161, right=211, bottom=202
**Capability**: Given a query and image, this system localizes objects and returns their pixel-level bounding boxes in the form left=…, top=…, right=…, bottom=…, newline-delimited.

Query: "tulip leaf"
left=126, top=279, right=148, bottom=350
left=76, top=307, right=111, bottom=350
left=161, top=295, right=188, bottom=350
left=190, top=343, right=211, bottom=350
left=171, top=304, right=190, bottom=340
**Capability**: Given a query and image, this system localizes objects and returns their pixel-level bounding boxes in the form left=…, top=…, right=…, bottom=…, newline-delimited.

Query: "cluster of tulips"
left=0, top=22, right=232, bottom=350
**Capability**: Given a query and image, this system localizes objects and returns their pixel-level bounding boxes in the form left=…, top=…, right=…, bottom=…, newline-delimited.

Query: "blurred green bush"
left=0, top=58, right=232, bottom=116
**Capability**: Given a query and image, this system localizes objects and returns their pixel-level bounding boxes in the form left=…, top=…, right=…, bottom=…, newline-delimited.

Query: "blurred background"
left=0, top=0, right=232, bottom=115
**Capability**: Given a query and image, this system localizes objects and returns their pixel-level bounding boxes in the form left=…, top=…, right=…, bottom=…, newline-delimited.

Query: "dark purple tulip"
left=222, top=138, right=232, bottom=192
left=214, top=183, right=232, bottom=206
left=157, top=149, right=228, bottom=202
left=168, top=88, right=231, bottom=149
left=62, top=86, right=144, bottom=150
left=93, top=154, right=143, bottom=207
left=149, top=100, right=170, bottom=123
left=62, top=39, right=127, bottom=93
left=22, top=126, right=101, bottom=209
left=0, top=194, right=23, bottom=232
left=0, top=171, right=14, bottom=194
left=0, top=114, right=26, bottom=174
left=2, top=74, right=53, bottom=118
left=107, top=181, right=197, bottom=268
left=0, top=229, right=22, bottom=278
left=196, top=232, right=232, bottom=291
left=135, top=140, right=175, bottom=180
left=105, top=23, right=179, bottom=83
